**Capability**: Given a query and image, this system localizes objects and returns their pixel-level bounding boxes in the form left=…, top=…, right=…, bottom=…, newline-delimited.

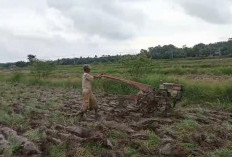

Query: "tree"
left=27, top=54, right=36, bottom=63
left=193, top=43, right=206, bottom=57
left=121, top=54, right=153, bottom=78
left=15, top=61, right=28, bottom=67
left=140, top=49, right=151, bottom=58
left=30, top=60, right=56, bottom=78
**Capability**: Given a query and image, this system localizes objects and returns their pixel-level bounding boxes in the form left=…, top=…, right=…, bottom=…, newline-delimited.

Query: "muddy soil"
left=0, top=83, right=232, bottom=156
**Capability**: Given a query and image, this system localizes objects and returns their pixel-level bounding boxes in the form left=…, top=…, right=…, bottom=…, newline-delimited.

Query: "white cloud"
left=47, top=0, right=145, bottom=40
left=0, top=1, right=82, bottom=41
left=0, top=0, right=232, bottom=63
left=176, top=0, right=232, bottom=24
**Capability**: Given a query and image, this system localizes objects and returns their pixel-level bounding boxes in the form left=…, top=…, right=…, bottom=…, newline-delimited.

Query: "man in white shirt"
left=80, top=64, right=102, bottom=119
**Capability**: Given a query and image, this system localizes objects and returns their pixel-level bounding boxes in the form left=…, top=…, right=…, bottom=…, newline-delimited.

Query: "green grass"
left=3, top=138, right=24, bottom=156
left=1, top=57, right=232, bottom=110
left=128, top=131, right=160, bottom=155
left=23, top=129, right=46, bottom=142
left=94, top=79, right=139, bottom=95
left=49, top=111, right=78, bottom=126
left=108, top=129, right=128, bottom=139
left=82, top=141, right=106, bottom=156
left=205, top=149, right=232, bottom=157
left=146, top=132, right=161, bottom=148
left=180, top=143, right=196, bottom=153
left=0, top=110, right=12, bottom=125
left=126, top=147, right=140, bottom=156
left=0, top=110, right=29, bottom=131
left=174, top=119, right=200, bottom=138
left=49, top=143, right=67, bottom=157
left=10, top=140, right=23, bottom=156
left=108, top=129, right=129, bottom=146
left=9, top=73, right=23, bottom=82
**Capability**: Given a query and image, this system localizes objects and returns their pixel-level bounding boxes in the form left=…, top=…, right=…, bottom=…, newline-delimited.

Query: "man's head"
left=83, top=64, right=91, bottom=73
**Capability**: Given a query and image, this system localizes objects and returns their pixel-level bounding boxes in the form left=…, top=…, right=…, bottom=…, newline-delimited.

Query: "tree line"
left=141, top=40, right=232, bottom=59
left=1, top=40, right=232, bottom=68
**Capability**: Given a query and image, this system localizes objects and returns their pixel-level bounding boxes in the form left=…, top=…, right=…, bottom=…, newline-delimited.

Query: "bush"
left=9, top=73, right=23, bottom=83
left=30, top=60, right=56, bottom=78
left=120, top=55, right=154, bottom=78
left=94, top=79, right=138, bottom=95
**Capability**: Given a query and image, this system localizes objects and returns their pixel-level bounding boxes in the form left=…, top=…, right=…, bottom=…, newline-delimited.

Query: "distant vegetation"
left=0, top=40, right=232, bottom=67
left=30, top=61, right=57, bottom=79
left=142, top=40, right=232, bottom=59
left=120, top=54, right=153, bottom=78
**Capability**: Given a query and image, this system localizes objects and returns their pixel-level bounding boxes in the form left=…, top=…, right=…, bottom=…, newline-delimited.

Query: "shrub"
left=94, top=79, right=138, bottom=95
left=30, top=60, right=56, bottom=78
left=120, top=55, right=153, bottom=78
left=10, top=73, right=23, bottom=83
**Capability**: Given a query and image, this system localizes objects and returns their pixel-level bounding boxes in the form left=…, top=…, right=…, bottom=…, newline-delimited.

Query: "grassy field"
left=1, top=57, right=232, bottom=156
left=1, top=57, right=232, bottom=110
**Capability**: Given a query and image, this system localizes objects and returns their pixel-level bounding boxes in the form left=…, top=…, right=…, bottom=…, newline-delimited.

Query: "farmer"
left=80, top=64, right=102, bottom=119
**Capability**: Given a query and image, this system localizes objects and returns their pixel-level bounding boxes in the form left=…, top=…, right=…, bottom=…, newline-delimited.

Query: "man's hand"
left=94, top=73, right=104, bottom=79
left=94, top=76, right=99, bottom=79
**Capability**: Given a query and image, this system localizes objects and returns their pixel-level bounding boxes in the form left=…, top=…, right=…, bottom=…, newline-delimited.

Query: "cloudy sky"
left=0, top=0, right=232, bottom=63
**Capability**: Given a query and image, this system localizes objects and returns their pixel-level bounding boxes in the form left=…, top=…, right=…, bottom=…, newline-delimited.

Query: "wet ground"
left=0, top=83, right=232, bottom=156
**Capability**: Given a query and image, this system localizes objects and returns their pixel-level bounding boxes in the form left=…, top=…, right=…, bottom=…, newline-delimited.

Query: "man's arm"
left=86, top=73, right=103, bottom=81
left=94, top=73, right=103, bottom=79
left=85, top=73, right=94, bottom=82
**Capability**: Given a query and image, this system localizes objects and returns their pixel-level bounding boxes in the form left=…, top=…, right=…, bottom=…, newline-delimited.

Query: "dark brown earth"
left=0, top=83, right=232, bottom=156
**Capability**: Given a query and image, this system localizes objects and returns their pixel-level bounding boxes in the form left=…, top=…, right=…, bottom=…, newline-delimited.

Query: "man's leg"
left=89, top=92, right=99, bottom=117
left=81, top=90, right=90, bottom=118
